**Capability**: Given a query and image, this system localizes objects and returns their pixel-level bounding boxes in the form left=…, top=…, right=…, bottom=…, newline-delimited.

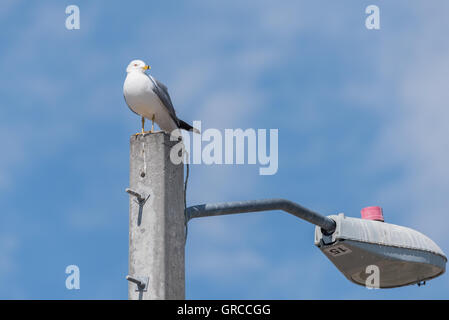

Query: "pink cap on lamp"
left=361, top=206, right=384, bottom=222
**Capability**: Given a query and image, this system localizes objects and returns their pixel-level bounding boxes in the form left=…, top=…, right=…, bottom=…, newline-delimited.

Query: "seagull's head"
left=126, top=59, right=151, bottom=73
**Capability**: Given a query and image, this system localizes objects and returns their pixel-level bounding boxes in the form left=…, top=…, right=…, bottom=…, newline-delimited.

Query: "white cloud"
left=0, top=234, right=19, bottom=275
left=189, top=246, right=266, bottom=282
left=0, top=126, right=28, bottom=190
left=380, top=66, right=449, bottom=241
left=0, top=233, right=22, bottom=298
left=345, top=3, right=449, bottom=249
left=0, top=0, right=18, bottom=19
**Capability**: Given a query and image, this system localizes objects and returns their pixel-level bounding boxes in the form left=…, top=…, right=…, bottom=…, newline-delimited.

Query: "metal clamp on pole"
left=126, top=275, right=149, bottom=292
left=126, top=188, right=148, bottom=204
left=126, top=188, right=151, bottom=226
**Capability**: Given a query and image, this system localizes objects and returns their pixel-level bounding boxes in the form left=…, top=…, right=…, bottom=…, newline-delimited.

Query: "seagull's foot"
left=133, top=130, right=153, bottom=136
left=133, top=129, right=167, bottom=136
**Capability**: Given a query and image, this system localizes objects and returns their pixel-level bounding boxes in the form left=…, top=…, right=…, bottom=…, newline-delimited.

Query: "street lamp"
left=315, top=210, right=446, bottom=288
left=187, top=199, right=447, bottom=289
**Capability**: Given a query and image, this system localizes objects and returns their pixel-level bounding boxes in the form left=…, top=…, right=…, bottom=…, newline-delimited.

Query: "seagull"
left=123, top=59, right=199, bottom=135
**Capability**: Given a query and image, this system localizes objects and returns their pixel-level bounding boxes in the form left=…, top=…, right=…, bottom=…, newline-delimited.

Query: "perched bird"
left=123, top=59, right=199, bottom=135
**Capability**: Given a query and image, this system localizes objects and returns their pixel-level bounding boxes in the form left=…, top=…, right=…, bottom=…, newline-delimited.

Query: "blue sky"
left=0, top=0, right=448, bottom=299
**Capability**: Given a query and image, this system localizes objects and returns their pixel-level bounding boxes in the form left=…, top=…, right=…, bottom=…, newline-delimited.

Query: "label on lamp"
left=324, top=244, right=352, bottom=257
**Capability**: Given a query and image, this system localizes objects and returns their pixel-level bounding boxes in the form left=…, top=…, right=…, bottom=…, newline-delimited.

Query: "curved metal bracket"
left=185, top=198, right=336, bottom=234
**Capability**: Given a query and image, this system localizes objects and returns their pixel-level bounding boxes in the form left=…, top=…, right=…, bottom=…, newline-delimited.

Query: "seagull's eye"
left=134, top=63, right=138, bottom=66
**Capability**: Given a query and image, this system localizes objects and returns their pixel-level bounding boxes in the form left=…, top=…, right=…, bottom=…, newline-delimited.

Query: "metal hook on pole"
left=126, top=188, right=150, bottom=226
left=126, top=188, right=148, bottom=204
left=126, top=275, right=149, bottom=292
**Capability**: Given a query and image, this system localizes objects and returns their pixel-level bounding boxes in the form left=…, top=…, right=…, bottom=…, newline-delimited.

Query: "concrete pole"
left=128, top=132, right=185, bottom=300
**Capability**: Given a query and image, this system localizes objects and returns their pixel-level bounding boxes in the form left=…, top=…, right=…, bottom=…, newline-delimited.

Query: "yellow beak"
left=143, top=65, right=151, bottom=70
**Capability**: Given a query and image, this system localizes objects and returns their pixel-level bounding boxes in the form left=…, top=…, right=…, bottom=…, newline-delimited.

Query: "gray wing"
left=148, top=75, right=180, bottom=126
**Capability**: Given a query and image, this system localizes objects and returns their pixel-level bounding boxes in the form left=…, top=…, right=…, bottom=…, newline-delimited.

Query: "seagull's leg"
left=151, top=115, right=155, bottom=133
left=134, top=117, right=146, bottom=136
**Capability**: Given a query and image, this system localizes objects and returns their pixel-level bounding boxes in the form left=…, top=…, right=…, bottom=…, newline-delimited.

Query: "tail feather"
left=179, top=119, right=200, bottom=134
